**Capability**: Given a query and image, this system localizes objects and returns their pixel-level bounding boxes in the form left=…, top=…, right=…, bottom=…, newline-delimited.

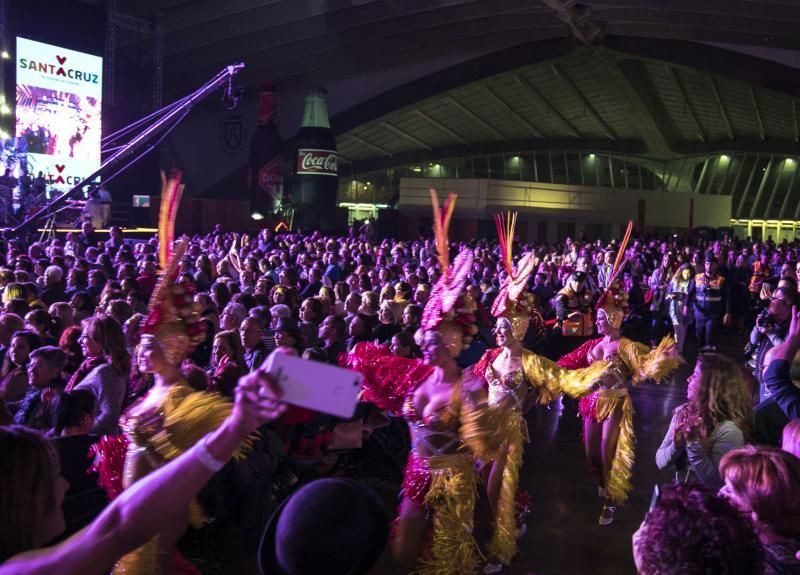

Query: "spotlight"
left=1, top=52, right=9, bottom=60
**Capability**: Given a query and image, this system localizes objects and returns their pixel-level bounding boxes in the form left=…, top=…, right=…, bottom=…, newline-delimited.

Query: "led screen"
left=15, top=37, right=102, bottom=194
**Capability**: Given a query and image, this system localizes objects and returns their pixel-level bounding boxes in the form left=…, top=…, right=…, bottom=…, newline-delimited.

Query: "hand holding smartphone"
left=260, top=351, right=363, bottom=418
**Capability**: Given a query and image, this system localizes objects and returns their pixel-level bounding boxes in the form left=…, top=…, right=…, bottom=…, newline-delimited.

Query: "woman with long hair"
left=720, top=446, right=800, bottom=572
left=0, top=330, right=43, bottom=402
left=649, top=252, right=674, bottom=345
left=666, top=263, right=695, bottom=353
left=657, top=354, right=753, bottom=489
left=59, top=325, right=85, bottom=377
left=0, top=373, right=284, bottom=574
left=209, top=329, right=247, bottom=396
left=92, top=174, right=259, bottom=575
left=69, top=315, right=130, bottom=435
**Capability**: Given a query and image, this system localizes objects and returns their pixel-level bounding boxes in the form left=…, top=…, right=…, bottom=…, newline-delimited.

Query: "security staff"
left=684, top=254, right=731, bottom=351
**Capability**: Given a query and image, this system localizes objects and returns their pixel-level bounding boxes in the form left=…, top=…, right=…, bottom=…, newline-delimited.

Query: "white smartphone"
left=261, top=351, right=362, bottom=419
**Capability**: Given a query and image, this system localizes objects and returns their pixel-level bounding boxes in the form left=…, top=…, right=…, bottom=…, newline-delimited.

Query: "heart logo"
left=56, top=55, right=66, bottom=65
left=55, top=164, right=65, bottom=173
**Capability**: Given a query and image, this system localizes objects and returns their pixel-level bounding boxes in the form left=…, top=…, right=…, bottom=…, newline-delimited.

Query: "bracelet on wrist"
left=194, top=436, right=228, bottom=472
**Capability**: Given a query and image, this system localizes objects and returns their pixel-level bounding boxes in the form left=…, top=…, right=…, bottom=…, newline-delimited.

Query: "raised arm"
left=619, top=337, right=681, bottom=385
left=344, top=342, right=431, bottom=413
left=0, top=370, right=286, bottom=575
left=764, top=305, right=800, bottom=419
left=522, top=351, right=605, bottom=403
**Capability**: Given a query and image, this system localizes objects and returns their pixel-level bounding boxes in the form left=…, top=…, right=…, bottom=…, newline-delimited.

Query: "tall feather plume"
left=157, top=169, right=185, bottom=270
left=597, top=219, right=634, bottom=310
left=430, top=189, right=457, bottom=275
left=494, top=211, right=517, bottom=277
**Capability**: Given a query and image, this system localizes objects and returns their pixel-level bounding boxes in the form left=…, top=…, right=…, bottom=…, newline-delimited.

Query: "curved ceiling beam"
left=551, top=63, right=617, bottom=141
left=328, top=36, right=577, bottom=134
left=444, top=96, right=508, bottom=142
left=164, top=5, right=548, bottom=77
left=164, top=0, right=538, bottom=57
left=479, top=84, right=545, bottom=139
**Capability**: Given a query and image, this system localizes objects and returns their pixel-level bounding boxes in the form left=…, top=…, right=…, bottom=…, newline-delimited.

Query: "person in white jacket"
left=656, top=353, right=753, bottom=490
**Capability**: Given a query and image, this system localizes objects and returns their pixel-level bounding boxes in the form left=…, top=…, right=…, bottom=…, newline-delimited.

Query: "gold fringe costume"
left=558, top=336, right=680, bottom=504
left=347, top=339, right=519, bottom=575
left=472, top=347, right=608, bottom=565
left=100, top=171, right=252, bottom=575
left=478, top=212, right=612, bottom=565
left=114, top=383, right=253, bottom=574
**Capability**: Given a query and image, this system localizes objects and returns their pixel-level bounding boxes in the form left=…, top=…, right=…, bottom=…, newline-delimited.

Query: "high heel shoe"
left=598, top=504, right=616, bottom=526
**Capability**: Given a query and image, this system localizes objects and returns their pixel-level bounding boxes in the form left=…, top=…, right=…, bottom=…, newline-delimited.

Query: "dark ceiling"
left=109, top=1, right=800, bottom=167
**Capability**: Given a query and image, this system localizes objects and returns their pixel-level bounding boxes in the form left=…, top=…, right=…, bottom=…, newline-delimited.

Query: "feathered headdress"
left=141, top=170, right=206, bottom=366
left=491, top=211, right=537, bottom=340
left=596, top=220, right=633, bottom=330
left=421, top=189, right=476, bottom=356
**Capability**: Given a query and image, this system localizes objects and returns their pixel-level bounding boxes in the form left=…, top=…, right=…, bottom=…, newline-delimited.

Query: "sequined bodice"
left=122, top=396, right=167, bottom=449
left=402, top=394, right=458, bottom=433
left=484, top=365, right=526, bottom=409
left=597, top=353, right=630, bottom=389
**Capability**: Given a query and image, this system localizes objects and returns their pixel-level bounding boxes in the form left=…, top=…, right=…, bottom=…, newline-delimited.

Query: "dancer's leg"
left=584, top=418, right=603, bottom=486
left=487, top=448, right=508, bottom=516
left=598, top=403, right=624, bottom=525
left=600, top=403, right=624, bottom=486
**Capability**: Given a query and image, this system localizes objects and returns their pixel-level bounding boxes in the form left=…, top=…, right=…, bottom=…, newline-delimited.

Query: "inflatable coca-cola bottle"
left=291, top=87, right=338, bottom=231
left=247, top=81, right=284, bottom=221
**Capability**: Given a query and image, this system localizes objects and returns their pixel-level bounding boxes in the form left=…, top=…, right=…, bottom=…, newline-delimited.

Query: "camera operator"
left=747, top=287, right=796, bottom=403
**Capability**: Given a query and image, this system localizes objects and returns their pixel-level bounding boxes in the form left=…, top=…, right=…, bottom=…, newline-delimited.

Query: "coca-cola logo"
left=297, top=149, right=337, bottom=176
left=258, top=157, right=283, bottom=198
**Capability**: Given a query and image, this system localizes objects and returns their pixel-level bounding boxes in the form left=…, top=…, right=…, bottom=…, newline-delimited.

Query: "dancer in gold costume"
left=474, top=213, right=607, bottom=573
left=558, top=284, right=679, bottom=525
left=94, top=171, right=253, bottom=575
left=348, top=192, right=516, bottom=575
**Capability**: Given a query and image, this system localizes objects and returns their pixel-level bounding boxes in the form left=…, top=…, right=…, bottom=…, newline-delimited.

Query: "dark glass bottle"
left=291, top=87, right=338, bottom=230
left=247, top=81, right=284, bottom=220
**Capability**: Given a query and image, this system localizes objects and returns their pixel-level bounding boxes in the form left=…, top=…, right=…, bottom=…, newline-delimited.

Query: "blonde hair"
left=379, top=300, right=402, bottom=324
left=782, top=419, right=800, bottom=459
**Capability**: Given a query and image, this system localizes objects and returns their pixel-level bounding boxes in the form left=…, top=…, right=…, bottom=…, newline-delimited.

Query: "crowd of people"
left=1, top=186, right=799, bottom=574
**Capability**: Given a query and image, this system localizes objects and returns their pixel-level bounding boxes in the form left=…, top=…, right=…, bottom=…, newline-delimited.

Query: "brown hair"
left=82, top=315, right=131, bottom=378
left=719, top=445, right=800, bottom=539
left=214, top=329, right=245, bottom=367
left=691, top=354, right=754, bottom=440
left=0, top=426, right=59, bottom=560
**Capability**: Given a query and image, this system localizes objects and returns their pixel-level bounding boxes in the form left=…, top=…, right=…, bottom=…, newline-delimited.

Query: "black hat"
left=258, top=478, right=390, bottom=575
left=705, top=253, right=718, bottom=263
left=272, top=317, right=302, bottom=341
